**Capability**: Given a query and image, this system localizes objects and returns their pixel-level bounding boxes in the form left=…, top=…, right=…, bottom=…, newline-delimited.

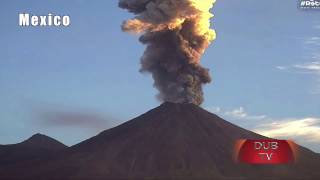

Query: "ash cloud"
left=38, top=111, right=110, bottom=130
left=26, top=101, right=117, bottom=131
left=119, top=0, right=216, bottom=105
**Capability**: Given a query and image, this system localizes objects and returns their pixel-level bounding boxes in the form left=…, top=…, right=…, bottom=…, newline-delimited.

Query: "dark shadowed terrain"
left=1, top=102, right=320, bottom=180
left=0, top=133, right=67, bottom=168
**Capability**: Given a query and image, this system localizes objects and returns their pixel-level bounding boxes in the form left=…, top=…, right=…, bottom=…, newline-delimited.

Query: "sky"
left=0, top=0, right=320, bottom=152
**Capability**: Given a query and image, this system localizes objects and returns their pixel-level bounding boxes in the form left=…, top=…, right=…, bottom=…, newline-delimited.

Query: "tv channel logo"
left=299, top=0, right=320, bottom=9
left=234, top=139, right=298, bottom=164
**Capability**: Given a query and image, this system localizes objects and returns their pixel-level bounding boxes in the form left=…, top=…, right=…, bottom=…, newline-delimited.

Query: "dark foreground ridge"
left=0, top=102, right=320, bottom=180
left=0, top=133, right=67, bottom=167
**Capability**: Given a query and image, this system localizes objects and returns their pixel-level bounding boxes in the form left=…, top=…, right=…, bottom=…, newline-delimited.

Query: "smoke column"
left=119, top=0, right=216, bottom=105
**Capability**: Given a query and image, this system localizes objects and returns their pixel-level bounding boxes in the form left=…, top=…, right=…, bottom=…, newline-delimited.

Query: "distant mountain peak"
left=0, top=133, right=67, bottom=168
left=29, top=133, right=49, bottom=139
left=19, top=133, right=67, bottom=150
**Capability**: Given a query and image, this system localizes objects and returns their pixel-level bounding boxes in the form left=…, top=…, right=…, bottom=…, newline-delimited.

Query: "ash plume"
left=119, top=0, right=216, bottom=105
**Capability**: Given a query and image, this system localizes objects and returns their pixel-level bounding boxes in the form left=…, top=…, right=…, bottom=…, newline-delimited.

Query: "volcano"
left=1, top=102, right=320, bottom=179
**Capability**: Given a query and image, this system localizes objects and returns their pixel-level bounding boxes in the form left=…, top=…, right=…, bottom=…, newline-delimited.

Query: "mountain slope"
left=1, top=103, right=320, bottom=179
left=0, top=133, right=67, bottom=167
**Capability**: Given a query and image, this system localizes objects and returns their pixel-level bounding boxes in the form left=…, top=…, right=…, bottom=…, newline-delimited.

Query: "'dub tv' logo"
left=300, top=0, right=320, bottom=9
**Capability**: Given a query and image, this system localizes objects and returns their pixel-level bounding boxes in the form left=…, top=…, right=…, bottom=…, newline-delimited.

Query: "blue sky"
left=1, top=0, right=320, bottom=152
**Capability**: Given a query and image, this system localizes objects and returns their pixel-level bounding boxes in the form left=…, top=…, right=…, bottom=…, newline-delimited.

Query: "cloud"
left=277, top=61, right=320, bottom=94
left=206, top=106, right=320, bottom=152
left=276, top=28, right=320, bottom=93
left=293, top=61, right=320, bottom=72
left=206, top=106, right=221, bottom=113
left=206, top=106, right=266, bottom=121
left=312, top=52, right=320, bottom=60
left=224, top=107, right=267, bottom=120
left=304, top=36, right=320, bottom=46
left=276, top=66, right=288, bottom=70
left=37, top=110, right=111, bottom=130
left=29, top=102, right=117, bottom=130
left=281, top=25, right=320, bottom=74
left=254, top=118, right=320, bottom=143
left=277, top=61, right=320, bottom=74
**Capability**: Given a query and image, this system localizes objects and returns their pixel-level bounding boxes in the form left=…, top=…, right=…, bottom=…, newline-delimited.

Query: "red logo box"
left=235, top=139, right=297, bottom=164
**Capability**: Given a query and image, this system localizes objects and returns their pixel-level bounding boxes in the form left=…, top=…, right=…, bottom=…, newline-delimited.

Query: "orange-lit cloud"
left=254, top=118, right=320, bottom=143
